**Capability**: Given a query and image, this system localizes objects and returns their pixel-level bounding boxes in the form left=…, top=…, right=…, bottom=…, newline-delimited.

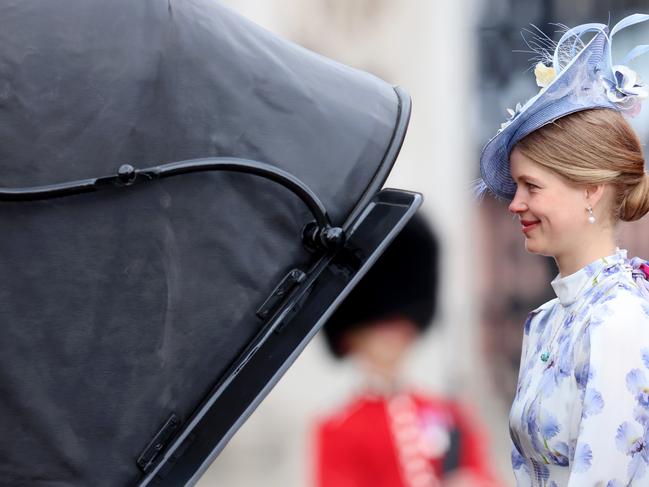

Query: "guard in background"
left=313, top=214, right=500, bottom=487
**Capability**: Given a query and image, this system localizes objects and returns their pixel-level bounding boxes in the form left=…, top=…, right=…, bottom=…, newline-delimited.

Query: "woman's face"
left=508, top=147, right=590, bottom=257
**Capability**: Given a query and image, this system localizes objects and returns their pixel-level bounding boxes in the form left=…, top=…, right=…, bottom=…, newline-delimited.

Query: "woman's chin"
left=524, top=238, right=544, bottom=255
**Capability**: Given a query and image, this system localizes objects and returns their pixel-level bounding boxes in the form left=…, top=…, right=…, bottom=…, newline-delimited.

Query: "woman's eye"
left=527, top=182, right=539, bottom=190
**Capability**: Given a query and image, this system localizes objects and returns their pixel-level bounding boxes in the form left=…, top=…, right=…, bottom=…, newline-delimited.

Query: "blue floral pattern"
left=510, top=249, right=649, bottom=486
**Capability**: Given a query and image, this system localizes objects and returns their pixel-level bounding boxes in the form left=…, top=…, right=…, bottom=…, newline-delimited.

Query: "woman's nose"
left=508, top=190, right=526, bottom=214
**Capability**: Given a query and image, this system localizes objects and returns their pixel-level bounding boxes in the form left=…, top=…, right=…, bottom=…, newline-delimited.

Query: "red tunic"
left=314, top=392, right=497, bottom=487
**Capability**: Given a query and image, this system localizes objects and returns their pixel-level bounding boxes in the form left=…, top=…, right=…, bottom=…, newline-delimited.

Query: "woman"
left=479, top=14, right=649, bottom=486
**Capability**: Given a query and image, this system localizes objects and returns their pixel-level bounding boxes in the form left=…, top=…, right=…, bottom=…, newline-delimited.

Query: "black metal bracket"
left=137, top=414, right=181, bottom=473
left=0, top=157, right=345, bottom=252
left=256, top=269, right=306, bottom=320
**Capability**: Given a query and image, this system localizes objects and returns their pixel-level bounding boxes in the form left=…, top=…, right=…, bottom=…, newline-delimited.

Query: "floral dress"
left=510, top=249, right=649, bottom=486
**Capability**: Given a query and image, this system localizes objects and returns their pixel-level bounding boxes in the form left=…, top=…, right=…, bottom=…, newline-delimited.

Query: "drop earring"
left=587, top=206, right=596, bottom=224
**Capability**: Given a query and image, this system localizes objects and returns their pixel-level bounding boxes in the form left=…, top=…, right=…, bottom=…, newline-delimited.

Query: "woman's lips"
left=521, top=220, right=540, bottom=234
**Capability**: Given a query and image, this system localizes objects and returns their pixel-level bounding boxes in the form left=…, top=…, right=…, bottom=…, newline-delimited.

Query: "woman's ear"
left=585, top=183, right=608, bottom=208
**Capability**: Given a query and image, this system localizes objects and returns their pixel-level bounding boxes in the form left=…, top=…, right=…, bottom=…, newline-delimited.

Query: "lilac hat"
left=479, top=14, right=649, bottom=200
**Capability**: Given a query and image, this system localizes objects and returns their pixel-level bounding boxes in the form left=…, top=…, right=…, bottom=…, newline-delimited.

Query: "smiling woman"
left=508, top=109, right=649, bottom=275
left=479, top=13, right=649, bottom=487
left=516, top=109, right=649, bottom=221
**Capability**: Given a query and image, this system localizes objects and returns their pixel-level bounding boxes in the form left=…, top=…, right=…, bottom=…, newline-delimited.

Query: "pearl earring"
left=587, top=206, right=596, bottom=224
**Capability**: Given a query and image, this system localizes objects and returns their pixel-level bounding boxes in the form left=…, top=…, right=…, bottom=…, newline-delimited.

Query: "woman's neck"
left=554, top=236, right=618, bottom=277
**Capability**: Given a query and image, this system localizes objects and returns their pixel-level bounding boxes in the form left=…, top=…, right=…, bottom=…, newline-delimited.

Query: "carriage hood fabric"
left=0, top=1, right=407, bottom=485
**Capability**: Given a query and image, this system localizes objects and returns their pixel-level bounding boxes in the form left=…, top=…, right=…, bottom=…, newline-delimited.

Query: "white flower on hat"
left=499, top=102, right=523, bottom=132
left=506, top=103, right=524, bottom=119
left=603, top=64, right=649, bottom=116
left=534, top=62, right=557, bottom=88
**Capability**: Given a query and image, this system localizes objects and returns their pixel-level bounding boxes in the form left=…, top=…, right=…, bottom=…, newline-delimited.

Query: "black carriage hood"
left=0, top=0, right=406, bottom=224
left=0, top=1, right=411, bottom=486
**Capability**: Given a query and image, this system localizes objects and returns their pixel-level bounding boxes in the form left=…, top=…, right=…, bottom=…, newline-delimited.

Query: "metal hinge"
left=136, top=413, right=181, bottom=473
left=256, top=269, right=306, bottom=320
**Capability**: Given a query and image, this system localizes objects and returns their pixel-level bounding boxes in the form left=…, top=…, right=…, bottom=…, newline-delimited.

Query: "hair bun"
left=621, top=173, right=649, bottom=222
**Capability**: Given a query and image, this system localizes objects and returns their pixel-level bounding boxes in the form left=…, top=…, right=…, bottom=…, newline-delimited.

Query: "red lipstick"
left=520, top=219, right=540, bottom=234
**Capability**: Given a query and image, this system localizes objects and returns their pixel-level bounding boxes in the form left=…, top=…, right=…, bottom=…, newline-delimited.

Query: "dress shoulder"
left=523, top=298, right=559, bottom=336
left=587, top=279, right=649, bottom=330
left=531, top=297, right=559, bottom=314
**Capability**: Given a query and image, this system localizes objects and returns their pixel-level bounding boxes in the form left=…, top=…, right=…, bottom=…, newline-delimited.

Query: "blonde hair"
left=515, top=109, right=648, bottom=222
